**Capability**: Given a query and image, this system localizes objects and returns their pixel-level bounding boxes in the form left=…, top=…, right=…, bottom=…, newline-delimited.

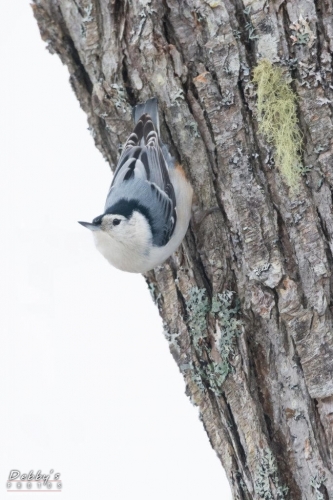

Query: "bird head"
left=78, top=210, right=152, bottom=249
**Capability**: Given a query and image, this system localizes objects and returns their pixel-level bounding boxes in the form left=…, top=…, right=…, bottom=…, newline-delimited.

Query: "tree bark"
left=32, top=0, right=333, bottom=498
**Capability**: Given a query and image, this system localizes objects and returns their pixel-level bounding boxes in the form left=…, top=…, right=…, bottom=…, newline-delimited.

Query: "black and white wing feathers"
left=105, top=110, right=177, bottom=247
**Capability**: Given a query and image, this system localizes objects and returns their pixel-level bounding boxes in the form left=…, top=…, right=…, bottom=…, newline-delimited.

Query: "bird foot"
left=192, top=206, right=220, bottom=226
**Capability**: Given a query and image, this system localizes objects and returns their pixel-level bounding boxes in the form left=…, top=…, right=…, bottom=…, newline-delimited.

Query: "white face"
left=99, top=214, right=128, bottom=238
left=97, top=211, right=153, bottom=248
left=91, top=211, right=154, bottom=272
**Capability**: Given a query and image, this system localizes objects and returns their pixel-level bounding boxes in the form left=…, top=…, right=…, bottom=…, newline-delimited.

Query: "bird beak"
left=78, top=221, right=101, bottom=232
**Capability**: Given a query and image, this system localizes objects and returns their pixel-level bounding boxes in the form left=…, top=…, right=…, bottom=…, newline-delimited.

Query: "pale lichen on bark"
left=33, top=0, right=333, bottom=498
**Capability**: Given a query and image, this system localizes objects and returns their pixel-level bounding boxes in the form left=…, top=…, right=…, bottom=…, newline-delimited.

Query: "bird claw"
left=192, top=206, right=220, bottom=226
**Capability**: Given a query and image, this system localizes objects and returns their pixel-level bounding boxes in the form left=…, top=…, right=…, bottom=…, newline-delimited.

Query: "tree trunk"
left=32, top=0, right=333, bottom=498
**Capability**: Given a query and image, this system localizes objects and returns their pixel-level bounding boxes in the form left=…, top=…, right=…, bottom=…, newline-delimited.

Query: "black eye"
left=113, top=219, right=121, bottom=226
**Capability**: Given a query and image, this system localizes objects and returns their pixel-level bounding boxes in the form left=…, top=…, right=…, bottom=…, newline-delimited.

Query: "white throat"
left=92, top=211, right=153, bottom=272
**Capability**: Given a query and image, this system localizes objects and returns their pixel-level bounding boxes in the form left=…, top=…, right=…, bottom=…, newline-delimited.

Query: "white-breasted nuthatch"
left=79, top=98, right=193, bottom=273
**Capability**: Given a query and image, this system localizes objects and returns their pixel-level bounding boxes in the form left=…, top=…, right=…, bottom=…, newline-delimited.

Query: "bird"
left=79, top=97, right=193, bottom=273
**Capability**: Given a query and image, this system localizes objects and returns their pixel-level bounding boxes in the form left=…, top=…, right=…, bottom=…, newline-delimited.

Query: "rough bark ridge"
left=33, top=0, right=333, bottom=498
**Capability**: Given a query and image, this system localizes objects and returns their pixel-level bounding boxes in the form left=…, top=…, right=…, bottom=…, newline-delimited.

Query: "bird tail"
left=133, top=97, right=160, bottom=135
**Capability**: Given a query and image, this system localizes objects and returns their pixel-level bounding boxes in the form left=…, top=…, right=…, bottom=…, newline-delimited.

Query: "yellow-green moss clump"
left=252, top=59, right=303, bottom=191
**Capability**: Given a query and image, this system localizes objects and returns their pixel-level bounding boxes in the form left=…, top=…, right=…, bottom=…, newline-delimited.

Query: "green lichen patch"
left=212, top=290, right=242, bottom=360
left=252, top=59, right=304, bottom=191
left=205, top=361, right=230, bottom=395
left=310, top=473, right=327, bottom=500
left=185, top=287, right=242, bottom=395
left=186, top=287, right=210, bottom=352
left=184, top=361, right=229, bottom=397
left=290, top=15, right=316, bottom=48
left=255, top=449, right=288, bottom=499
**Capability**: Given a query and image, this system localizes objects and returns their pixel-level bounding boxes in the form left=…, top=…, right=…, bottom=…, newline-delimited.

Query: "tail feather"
left=133, top=97, right=159, bottom=134
left=132, top=97, right=174, bottom=169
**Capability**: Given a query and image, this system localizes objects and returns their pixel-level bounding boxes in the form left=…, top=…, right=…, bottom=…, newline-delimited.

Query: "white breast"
left=93, top=167, right=193, bottom=273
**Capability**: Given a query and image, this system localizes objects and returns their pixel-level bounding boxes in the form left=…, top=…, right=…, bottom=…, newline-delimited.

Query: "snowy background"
left=0, top=3, right=231, bottom=498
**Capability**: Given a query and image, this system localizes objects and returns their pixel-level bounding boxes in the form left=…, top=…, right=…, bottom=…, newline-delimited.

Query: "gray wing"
left=105, top=112, right=177, bottom=247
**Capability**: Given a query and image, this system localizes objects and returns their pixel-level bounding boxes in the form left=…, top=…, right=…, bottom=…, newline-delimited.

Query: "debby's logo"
left=7, top=470, right=62, bottom=492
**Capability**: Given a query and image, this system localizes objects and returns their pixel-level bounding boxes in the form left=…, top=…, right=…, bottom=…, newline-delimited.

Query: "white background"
left=0, top=3, right=232, bottom=499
